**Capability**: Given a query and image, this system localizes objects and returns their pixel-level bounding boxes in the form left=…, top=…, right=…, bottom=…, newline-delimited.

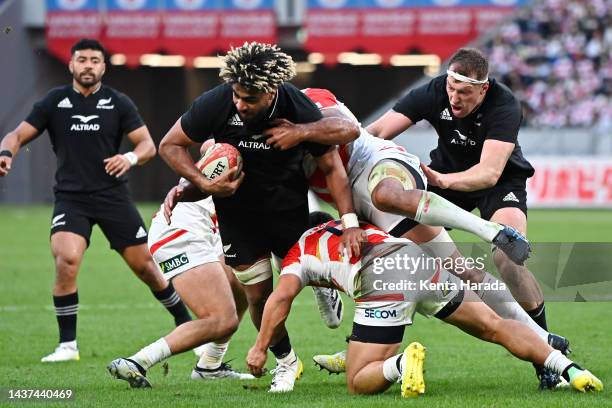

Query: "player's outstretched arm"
left=366, top=110, right=413, bottom=140
left=263, top=115, right=359, bottom=151
left=422, top=139, right=513, bottom=192
left=316, top=148, right=366, bottom=257
left=103, top=125, right=156, bottom=177
left=0, top=121, right=40, bottom=177
left=247, top=275, right=302, bottom=377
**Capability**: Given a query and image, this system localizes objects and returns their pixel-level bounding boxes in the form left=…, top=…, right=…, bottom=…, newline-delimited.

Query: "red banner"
left=527, top=157, right=612, bottom=208
left=305, top=1, right=519, bottom=62
left=161, top=11, right=220, bottom=57
left=46, top=0, right=102, bottom=63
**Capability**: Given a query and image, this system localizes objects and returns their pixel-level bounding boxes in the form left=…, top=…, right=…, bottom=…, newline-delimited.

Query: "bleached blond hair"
left=219, top=42, right=296, bottom=93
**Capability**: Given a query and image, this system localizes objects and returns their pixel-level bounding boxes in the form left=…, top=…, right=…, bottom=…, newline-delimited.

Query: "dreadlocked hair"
left=219, top=42, right=296, bottom=93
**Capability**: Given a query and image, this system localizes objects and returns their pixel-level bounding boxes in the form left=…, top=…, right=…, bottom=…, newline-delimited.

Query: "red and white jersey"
left=280, top=220, right=402, bottom=297
left=302, top=88, right=414, bottom=203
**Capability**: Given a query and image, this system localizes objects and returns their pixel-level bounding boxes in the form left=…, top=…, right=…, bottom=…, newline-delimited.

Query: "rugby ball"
left=196, top=143, right=242, bottom=180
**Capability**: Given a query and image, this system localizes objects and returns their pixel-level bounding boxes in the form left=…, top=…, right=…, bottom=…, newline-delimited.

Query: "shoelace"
left=270, top=361, right=295, bottom=377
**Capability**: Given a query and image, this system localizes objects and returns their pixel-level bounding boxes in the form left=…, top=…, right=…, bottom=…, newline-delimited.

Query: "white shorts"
left=352, top=149, right=426, bottom=234
left=352, top=245, right=460, bottom=327
left=148, top=219, right=223, bottom=281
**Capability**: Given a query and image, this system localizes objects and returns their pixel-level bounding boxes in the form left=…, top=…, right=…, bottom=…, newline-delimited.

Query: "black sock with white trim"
left=54, top=291, right=78, bottom=343
left=152, top=281, right=192, bottom=326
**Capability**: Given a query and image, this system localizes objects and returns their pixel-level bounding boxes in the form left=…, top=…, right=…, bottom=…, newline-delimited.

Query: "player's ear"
left=481, top=82, right=489, bottom=95
left=68, top=59, right=74, bottom=74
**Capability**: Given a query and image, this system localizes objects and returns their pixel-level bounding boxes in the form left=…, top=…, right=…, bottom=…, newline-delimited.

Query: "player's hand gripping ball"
left=196, top=143, right=243, bottom=181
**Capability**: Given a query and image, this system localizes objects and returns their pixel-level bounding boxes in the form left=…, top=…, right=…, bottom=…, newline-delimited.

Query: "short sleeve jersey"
left=280, top=220, right=391, bottom=295
left=180, top=82, right=329, bottom=212
left=393, top=75, right=534, bottom=181
left=25, top=85, right=145, bottom=193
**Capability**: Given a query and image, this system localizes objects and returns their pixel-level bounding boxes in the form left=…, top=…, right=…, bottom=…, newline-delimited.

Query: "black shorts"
left=428, top=177, right=528, bottom=221
left=51, top=184, right=148, bottom=251
left=216, top=204, right=309, bottom=267
left=349, top=322, right=405, bottom=344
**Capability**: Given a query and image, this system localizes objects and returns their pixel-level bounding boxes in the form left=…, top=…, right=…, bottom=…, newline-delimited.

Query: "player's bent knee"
left=211, top=311, right=240, bottom=338
left=232, top=258, right=272, bottom=286
left=368, top=160, right=415, bottom=197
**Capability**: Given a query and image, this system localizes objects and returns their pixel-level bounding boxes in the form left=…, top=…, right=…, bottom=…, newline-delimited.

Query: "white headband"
left=447, top=69, right=488, bottom=85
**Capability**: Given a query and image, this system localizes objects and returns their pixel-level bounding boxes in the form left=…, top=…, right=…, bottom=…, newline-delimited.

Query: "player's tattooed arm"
left=247, top=275, right=302, bottom=377
left=263, top=114, right=359, bottom=150
left=421, top=139, right=514, bottom=192
left=0, top=121, right=40, bottom=177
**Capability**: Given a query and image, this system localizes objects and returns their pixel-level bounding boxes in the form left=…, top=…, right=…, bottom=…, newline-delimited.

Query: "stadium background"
left=0, top=0, right=611, bottom=406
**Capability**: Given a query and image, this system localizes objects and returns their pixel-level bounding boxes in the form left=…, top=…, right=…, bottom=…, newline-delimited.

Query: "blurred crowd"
left=484, top=0, right=612, bottom=129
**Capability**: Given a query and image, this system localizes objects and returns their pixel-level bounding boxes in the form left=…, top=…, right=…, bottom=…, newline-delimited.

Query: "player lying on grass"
left=107, top=142, right=254, bottom=388
left=272, top=87, right=570, bottom=388
left=245, top=213, right=603, bottom=396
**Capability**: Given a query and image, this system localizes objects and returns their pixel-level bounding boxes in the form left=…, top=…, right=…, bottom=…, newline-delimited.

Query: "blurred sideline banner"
left=46, top=0, right=102, bottom=62
left=305, top=0, right=528, bottom=62
left=46, top=0, right=276, bottom=64
left=528, top=157, right=612, bottom=208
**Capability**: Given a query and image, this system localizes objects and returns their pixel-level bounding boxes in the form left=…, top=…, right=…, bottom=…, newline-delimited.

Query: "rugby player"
left=271, top=88, right=568, bottom=383
left=0, top=39, right=191, bottom=363
left=246, top=213, right=603, bottom=396
left=157, top=42, right=364, bottom=392
left=367, top=48, right=557, bottom=386
left=107, top=141, right=254, bottom=387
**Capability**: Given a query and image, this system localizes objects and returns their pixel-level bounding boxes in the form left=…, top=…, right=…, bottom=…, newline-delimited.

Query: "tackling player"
left=107, top=141, right=254, bottom=387
left=268, top=88, right=569, bottom=385
left=246, top=213, right=603, bottom=396
left=367, top=48, right=557, bottom=387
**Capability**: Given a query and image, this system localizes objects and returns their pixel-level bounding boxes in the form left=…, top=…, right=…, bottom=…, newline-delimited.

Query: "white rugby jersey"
left=280, top=220, right=396, bottom=297
left=302, top=88, right=417, bottom=203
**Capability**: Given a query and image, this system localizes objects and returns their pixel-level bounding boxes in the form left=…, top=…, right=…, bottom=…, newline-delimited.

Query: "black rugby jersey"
left=181, top=82, right=330, bottom=212
left=393, top=75, right=534, bottom=182
left=25, top=84, right=145, bottom=193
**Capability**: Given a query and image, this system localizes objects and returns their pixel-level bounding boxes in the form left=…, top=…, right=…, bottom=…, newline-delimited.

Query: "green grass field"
left=1, top=206, right=610, bottom=407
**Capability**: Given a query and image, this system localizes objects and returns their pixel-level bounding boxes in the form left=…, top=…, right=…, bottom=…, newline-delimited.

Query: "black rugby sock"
left=270, top=335, right=293, bottom=360
left=152, top=281, right=192, bottom=326
left=54, top=291, right=78, bottom=343
left=527, top=302, right=548, bottom=331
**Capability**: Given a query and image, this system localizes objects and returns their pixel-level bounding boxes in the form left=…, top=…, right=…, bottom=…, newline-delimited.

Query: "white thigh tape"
left=232, top=258, right=273, bottom=285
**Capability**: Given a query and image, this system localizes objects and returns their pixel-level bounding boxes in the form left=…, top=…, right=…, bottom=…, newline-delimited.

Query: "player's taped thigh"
left=367, top=159, right=415, bottom=195
left=232, top=258, right=273, bottom=285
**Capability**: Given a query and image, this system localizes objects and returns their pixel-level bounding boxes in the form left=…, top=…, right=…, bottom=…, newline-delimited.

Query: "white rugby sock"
left=415, top=192, right=502, bottom=242
left=544, top=350, right=573, bottom=376
left=382, top=355, right=402, bottom=382
left=477, top=272, right=549, bottom=341
left=130, top=338, right=171, bottom=370
left=276, top=348, right=298, bottom=366
left=197, top=341, right=229, bottom=370
left=60, top=340, right=78, bottom=350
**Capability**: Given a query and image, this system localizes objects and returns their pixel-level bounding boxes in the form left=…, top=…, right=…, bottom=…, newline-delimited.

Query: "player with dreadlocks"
left=107, top=42, right=364, bottom=392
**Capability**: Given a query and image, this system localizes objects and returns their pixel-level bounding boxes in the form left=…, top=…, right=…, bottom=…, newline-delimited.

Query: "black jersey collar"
left=72, top=83, right=102, bottom=97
